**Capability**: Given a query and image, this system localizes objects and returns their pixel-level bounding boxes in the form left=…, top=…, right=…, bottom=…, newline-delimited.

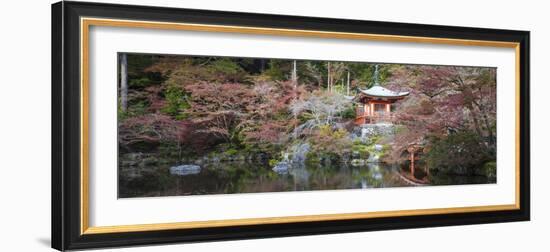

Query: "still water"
left=118, top=161, right=490, bottom=198
left=119, top=161, right=409, bottom=198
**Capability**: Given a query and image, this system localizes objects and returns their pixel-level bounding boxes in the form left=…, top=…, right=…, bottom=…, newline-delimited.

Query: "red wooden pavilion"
left=353, top=66, right=409, bottom=125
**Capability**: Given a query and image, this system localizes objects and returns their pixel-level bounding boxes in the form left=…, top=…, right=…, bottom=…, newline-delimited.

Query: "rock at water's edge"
left=170, top=164, right=201, bottom=176
left=272, top=161, right=290, bottom=173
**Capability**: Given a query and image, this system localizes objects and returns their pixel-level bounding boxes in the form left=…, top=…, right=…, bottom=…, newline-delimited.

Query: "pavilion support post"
left=364, top=104, right=368, bottom=124
left=385, top=103, right=391, bottom=121
left=370, top=103, right=376, bottom=123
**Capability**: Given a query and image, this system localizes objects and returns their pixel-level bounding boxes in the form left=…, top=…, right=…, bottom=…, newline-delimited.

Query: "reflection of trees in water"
left=289, top=165, right=310, bottom=191
left=351, top=163, right=399, bottom=189
left=119, top=160, right=408, bottom=198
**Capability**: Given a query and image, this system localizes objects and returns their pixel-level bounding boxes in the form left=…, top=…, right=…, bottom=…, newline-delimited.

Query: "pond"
left=119, top=160, right=411, bottom=198
left=118, top=160, right=492, bottom=198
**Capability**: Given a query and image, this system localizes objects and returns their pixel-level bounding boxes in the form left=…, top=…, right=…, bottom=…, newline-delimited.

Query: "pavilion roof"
left=356, top=85, right=409, bottom=99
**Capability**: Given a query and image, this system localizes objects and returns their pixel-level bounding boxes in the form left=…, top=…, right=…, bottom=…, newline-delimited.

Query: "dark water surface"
left=119, top=161, right=491, bottom=198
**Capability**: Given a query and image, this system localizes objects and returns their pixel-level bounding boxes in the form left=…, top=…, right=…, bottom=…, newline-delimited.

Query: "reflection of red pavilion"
left=353, top=66, right=409, bottom=125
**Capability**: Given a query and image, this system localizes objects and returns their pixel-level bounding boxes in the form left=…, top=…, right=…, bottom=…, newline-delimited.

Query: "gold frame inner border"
left=80, top=17, right=521, bottom=235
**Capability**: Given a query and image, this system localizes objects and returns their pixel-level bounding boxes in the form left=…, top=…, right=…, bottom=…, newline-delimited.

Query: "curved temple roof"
left=357, top=85, right=409, bottom=99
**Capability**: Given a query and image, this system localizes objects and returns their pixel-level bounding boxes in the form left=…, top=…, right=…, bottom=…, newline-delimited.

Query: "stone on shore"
left=170, top=164, right=201, bottom=176
left=272, top=161, right=290, bottom=174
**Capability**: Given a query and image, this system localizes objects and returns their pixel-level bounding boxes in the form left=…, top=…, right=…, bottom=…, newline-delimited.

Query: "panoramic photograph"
left=117, top=53, right=497, bottom=198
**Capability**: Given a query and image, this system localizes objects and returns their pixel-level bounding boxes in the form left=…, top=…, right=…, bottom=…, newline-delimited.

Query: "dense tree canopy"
left=118, top=54, right=496, bottom=177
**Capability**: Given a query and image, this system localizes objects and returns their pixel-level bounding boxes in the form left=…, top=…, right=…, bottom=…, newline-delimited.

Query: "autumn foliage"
left=118, top=54, right=496, bottom=177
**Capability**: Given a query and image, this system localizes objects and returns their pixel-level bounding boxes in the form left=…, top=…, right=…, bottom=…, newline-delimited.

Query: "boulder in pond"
left=351, top=159, right=366, bottom=166
left=170, top=164, right=201, bottom=176
left=290, top=142, right=310, bottom=165
left=367, top=154, right=380, bottom=163
left=272, top=161, right=290, bottom=174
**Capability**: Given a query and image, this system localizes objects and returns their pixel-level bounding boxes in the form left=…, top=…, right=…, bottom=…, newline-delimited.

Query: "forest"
left=118, top=53, right=497, bottom=198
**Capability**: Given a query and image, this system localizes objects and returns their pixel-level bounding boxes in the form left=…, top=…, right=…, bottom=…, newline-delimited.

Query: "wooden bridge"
left=402, top=143, right=429, bottom=184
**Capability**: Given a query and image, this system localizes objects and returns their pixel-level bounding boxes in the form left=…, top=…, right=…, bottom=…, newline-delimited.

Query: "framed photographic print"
left=51, top=1, right=530, bottom=250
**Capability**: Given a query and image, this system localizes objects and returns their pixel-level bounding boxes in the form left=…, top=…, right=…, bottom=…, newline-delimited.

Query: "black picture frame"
left=52, top=1, right=530, bottom=251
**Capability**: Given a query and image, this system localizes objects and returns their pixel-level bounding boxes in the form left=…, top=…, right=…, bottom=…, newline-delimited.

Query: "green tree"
left=162, top=84, right=190, bottom=120
left=424, top=131, right=491, bottom=174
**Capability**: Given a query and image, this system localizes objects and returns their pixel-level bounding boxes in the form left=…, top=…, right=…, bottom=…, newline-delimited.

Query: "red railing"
left=355, top=113, right=394, bottom=125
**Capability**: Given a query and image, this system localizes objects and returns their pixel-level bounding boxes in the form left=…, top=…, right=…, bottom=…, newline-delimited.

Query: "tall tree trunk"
left=292, top=60, right=297, bottom=86
left=260, top=59, right=266, bottom=72
left=327, top=62, right=331, bottom=92
left=347, top=70, right=350, bottom=95
left=466, top=103, right=484, bottom=138
left=120, top=53, right=128, bottom=113
left=481, top=109, right=496, bottom=152
left=475, top=101, right=496, bottom=153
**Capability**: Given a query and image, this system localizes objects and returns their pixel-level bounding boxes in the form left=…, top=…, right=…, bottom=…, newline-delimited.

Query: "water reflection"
left=118, top=161, right=407, bottom=198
